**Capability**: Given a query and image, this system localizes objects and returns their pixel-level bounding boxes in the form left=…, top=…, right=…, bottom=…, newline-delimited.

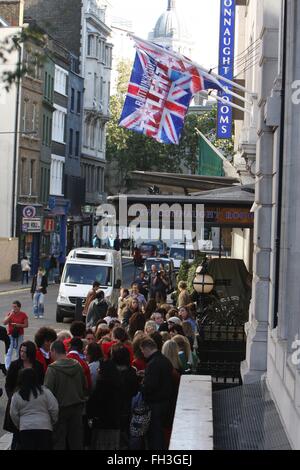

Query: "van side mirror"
left=114, top=279, right=121, bottom=289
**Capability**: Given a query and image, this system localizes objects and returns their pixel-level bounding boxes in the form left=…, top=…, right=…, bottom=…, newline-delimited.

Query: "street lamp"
left=193, top=258, right=214, bottom=316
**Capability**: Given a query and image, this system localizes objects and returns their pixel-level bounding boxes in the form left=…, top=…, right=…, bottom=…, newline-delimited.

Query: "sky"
left=110, top=0, right=221, bottom=70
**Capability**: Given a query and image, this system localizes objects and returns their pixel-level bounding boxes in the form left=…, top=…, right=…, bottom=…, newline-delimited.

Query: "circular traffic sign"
left=23, top=206, right=36, bottom=218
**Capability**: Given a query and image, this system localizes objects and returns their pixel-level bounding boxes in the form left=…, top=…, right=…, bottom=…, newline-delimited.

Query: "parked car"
left=143, top=257, right=176, bottom=293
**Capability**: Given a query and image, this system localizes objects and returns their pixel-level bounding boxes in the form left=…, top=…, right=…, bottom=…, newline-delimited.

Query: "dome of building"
left=152, top=0, right=189, bottom=41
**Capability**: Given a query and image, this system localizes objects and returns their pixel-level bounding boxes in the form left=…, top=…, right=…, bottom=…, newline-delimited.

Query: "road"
left=0, top=258, right=136, bottom=439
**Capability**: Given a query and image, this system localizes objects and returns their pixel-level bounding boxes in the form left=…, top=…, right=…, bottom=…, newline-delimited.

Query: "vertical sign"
left=217, top=0, right=236, bottom=139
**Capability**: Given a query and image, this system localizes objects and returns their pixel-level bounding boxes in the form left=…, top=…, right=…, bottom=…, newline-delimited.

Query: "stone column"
left=241, top=0, right=281, bottom=383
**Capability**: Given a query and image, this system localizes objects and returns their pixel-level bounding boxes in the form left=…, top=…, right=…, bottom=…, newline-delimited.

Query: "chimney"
left=0, top=0, right=24, bottom=26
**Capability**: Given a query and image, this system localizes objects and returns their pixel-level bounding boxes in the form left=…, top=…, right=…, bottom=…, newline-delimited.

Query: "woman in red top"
left=3, top=301, right=28, bottom=370
left=34, top=327, right=57, bottom=372
left=101, top=326, right=134, bottom=364
left=132, top=333, right=147, bottom=371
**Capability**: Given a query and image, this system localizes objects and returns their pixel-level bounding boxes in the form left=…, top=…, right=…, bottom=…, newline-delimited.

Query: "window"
left=87, top=35, right=94, bottom=56
left=52, top=105, right=67, bottom=143
left=100, top=77, right=103, bottom=103
left=22, top=100, right=28, bottom=132
left=77, top=91, right=81, bottom=113
left=75, top=131, right=80, bottom=156
left=69, top=128, right=73, bottom=155
left=29, top=160, right=35, bottom=195
left=42, top=115, right=46, bottom=145
left=50, top=154, right=65, bottom=196
left=20, top=158, right=26, bottom=194
left=84, top=121, right=89, bottom=147
left=94, top=73, right=97, bottom=101
left=90, top=122, right=95, bottom=149
left=71, top=88, right=75, bottom=112
left=44, top=71, right=48, bottom=97
left=54, top=65, right=68, bottom=95
left=45, top=116, right=49, bottom=147
left=32, top=103, right=37, bottom=132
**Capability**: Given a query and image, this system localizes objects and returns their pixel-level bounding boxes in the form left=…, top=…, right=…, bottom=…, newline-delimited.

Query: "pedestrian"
left=113, top=234, right=121, bottom=252
left=144, top=320, right=157, bottom=335
left=103, top=306, right=118, bottom=325
left=3, top=301, right=29, bottom=370
left=132, top=334, right=147, bottom=372
left=47, top=254, right=57, bottom=284
left=177, top=281, right=191, bottom=308
left=139, top=337, right=174, bottom=450
left=134, top=271, right=149, bottom=300
left=34, top=327, right=58, bottom=373
left=9, top=368, right=58, bottom=450
left=122, top=298, right=142, bottom=328
left=149, top=265, right=168, bottom=304
left=86, top=290, right=109, bottom=329
left=85, top=329, right=96, bottom=345
left=3, top=341, right=44, bottom=450
left=82, top=281, right=101, bottom=321
left=0, top=325, right=10, bottom=378
left=63, top=320, right=86, bottom=352
left=110, top=344, right=139, bottom=449
left=87, top=359, right=122, bottom=450
left=67, top=337, right=92, bottom=390
left=101, top=326, right=134, bottom=363
left=133, top=246, right=143, bottom=267
left=128, top=311, right=146, bottom=340
left=117, top=288, right=130, bottom=321
left=58, top=251, right=65, bottom=277
left=20, top=256, right=31, bottom=285
left=144, top=299, right=158, bottom=321
left=178, top=306, right=197, bottom=333
left=86, top=342, right=103, bottom=390
left=129, top=283, right=147, bottom=310
left=31, top=267, right=48, bottom=319
left=44, top=340, right=87, bottom=450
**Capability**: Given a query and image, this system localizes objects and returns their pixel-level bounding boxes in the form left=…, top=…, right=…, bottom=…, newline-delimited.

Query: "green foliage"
left=0, top=25, right=47, bottom=90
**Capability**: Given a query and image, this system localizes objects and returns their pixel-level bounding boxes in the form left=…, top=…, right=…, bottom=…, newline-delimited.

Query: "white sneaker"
left=34, top=315, right=38, bottom=319
left=39, top=316, right=44, bottom=319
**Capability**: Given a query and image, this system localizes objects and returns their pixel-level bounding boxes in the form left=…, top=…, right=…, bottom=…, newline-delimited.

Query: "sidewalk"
left=0, top=281, right=31, bottom=295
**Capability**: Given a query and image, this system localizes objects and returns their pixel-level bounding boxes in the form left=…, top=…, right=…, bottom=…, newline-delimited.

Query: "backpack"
left=129, top=392, right=151, bottom=438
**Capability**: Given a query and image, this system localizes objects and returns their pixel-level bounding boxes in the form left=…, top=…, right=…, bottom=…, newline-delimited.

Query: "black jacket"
left=86, top=360, right=122, bottom=430
left=31, top=274, right=48, bottom=295
left=142, top=351, right=174, bottom=405
left=0, top=326, right=10, bottom=354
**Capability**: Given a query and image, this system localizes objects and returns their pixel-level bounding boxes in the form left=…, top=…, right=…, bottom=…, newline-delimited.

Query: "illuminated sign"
left=217, top=0, right=236, bottom=139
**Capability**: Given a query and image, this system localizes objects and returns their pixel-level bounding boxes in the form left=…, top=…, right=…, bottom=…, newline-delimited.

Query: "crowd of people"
left=0, top=272, right=199, bottom=451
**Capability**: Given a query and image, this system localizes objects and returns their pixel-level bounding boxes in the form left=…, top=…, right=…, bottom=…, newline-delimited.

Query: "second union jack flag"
left=119, top=49, right=201, bottom=145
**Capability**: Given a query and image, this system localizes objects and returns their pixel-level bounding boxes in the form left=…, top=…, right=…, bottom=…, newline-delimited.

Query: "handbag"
left=11, top=326, right=20, bottom=339
left=129, top=392, right=151, bottom=438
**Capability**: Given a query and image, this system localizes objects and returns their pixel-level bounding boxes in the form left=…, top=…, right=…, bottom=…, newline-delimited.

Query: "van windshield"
left=170, top=248, right=194, bottom=261
left=62, top=264, right=112, bottom=286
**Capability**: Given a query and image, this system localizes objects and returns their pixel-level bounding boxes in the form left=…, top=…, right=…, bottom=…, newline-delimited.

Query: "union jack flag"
left=119, top=49, right=201, bottom=145
left=132, top=36, right=221, bottom=92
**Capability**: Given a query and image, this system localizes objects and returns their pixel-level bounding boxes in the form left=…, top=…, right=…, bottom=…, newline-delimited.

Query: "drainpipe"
left=273, top=0, right=287, bottom=328
left=11, top=43, right=22, bottom=239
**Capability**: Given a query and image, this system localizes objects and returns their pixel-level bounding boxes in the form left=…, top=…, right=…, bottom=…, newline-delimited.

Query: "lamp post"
left=193, top=259, right=214, bottom=317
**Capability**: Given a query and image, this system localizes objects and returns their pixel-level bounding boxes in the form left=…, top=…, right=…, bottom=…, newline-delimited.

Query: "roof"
left=130, top=171, right=240, bottom=193
left=108, top=185, right=254, bottom=206
left=152, top=0, right=189, bottom=41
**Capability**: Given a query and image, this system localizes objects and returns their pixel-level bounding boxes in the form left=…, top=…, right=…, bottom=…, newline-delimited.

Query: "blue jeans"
left=33, top=292, right=45, bottom=317
left=5, top=334, right=24, bottom=370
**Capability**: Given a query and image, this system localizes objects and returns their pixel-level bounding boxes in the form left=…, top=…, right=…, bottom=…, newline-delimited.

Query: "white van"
left=169, top=243, right=197, bottom=271
left=56, top=248, right=122, bottom=322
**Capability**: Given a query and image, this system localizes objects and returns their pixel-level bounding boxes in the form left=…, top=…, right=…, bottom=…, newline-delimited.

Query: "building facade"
left=25, top=0, right=113, bottom=245
left=233, top=0, right=300, bottom=448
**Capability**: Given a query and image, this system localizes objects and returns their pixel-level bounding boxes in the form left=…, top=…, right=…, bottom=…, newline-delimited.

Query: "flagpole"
left=199, top=91, right=251, bottom=114
left=130, top=35, right=257, bottom=96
